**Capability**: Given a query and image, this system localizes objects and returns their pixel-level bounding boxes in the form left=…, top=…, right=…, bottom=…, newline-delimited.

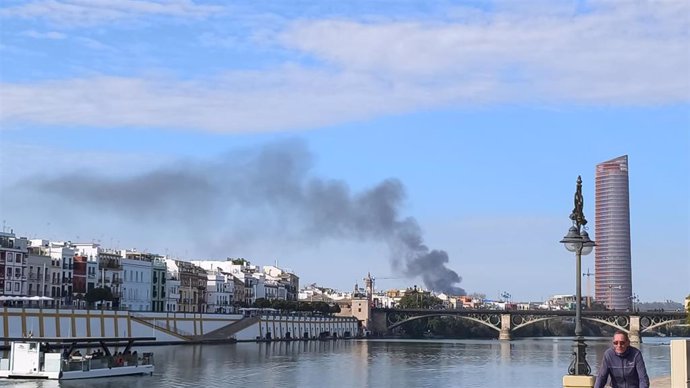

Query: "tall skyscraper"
left=594, top=155, right=632, bottom=310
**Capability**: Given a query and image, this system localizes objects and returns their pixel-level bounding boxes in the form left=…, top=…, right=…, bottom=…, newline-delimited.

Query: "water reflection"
left=0, top=337, right=678, bottom=388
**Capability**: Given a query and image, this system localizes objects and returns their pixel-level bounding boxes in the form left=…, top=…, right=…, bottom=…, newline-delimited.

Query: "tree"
left=397, top=291, right=443, bottom=309
left=686, top=294, right=690, bottom=324
left=313, top=301, right=331, bottom=315
left=228, top=258, right=250, bottom=265
left=85, top=287, right=113, bottom=309
left=271, top=299, right=288, bottom=311
left=297, top=302, right=313, bottom=312
left=253, top=298, right=271, bottom=308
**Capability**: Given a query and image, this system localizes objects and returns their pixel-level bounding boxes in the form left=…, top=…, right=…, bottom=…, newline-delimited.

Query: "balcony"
left=61, top=277, right=72, bottom=284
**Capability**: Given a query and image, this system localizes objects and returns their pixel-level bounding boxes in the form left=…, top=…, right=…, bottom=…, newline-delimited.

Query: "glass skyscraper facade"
left=594, top=155, right=632, bottom=311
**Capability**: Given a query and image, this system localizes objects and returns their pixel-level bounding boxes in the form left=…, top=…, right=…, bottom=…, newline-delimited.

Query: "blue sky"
left=0, top=0, right=688, bottom=302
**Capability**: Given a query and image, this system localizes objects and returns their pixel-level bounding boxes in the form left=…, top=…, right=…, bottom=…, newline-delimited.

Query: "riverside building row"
left=0, top=230, right=298, bottom=312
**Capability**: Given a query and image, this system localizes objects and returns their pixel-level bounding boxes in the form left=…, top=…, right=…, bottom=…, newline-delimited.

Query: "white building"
left=205, top=269, right=233, bottom=313
left=262, top=265, right=299, bottom=301
left=30, top=240, right=75, bottom=307
left=25, top=250, right=52, bottom=303
left=192, top=260, right=298, bottom=305
left=120, top=250, right=153, bottom=311
left=163, top=258, right=180, bottom=312
left=192, top=260, right=257, bottom=304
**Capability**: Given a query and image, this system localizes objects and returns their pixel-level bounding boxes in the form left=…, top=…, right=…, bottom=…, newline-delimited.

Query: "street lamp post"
left=630, top=293, right=639, bottom=312
left=560, top=176, right=596, bottom=376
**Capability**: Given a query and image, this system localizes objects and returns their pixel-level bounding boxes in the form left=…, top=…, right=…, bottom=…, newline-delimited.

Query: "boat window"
left=29, top=343, right=37, bottom=350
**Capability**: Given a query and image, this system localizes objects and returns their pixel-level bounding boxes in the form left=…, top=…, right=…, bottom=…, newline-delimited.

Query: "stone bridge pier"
left=629, top=315, right=641, bottom=344
left=499, top=314, right=511, bottom=340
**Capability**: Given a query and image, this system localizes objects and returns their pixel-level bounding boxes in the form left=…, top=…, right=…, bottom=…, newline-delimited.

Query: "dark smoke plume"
left=33, top=139, right=465, bottom=294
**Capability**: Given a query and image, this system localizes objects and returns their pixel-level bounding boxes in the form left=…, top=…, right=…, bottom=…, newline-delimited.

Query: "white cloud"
left=0, top=69, right=497, bottom=133
left=75, top=36, right=115, bottom=51
left=0, top=1, right=687, bottom=133
left=279, top=1, right=689, bottom=103
left=21, top=30, right=67, bottom=39
left=1, top=0, right=223, bottom=26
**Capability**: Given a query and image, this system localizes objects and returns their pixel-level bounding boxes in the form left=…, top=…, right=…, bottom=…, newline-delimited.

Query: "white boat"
left=0, top=336, right=154, bottom=380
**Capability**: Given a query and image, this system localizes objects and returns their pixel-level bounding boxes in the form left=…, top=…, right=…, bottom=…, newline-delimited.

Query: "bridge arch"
left=641, top=318, right=684, bottom=333
left=510, top=315, right=629, bottom=334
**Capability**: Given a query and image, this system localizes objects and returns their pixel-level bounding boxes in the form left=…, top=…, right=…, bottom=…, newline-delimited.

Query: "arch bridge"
left=370, top=308, right=687, bottom=342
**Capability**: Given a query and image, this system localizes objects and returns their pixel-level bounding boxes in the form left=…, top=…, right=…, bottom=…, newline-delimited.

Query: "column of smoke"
left=34, top=139, right=465, bottom=295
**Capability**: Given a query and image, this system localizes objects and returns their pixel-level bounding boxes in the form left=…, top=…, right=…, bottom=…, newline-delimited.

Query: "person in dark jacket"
left=594, top=330, right=649, bottom=388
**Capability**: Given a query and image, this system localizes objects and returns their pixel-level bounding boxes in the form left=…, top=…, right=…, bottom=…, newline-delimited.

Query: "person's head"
left=612, top=330, right=630, bottom=354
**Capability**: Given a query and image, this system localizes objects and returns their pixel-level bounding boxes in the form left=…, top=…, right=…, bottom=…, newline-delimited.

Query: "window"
left=14, top=268, right=21, bottom=278
left=15, top=254, right=21, bottom=263
left=6, top=267, right=11, bottom=277
left=5, top=283, right=10, bottom=291
left=14, top=283, right=19, bottom=292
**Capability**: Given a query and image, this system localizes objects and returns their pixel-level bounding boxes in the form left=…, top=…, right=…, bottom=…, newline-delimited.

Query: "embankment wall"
left=0, top=307, right=359, bottom=344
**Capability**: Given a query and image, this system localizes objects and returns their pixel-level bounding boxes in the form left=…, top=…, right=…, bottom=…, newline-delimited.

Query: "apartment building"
left=1, top=231, right=28, bottom=302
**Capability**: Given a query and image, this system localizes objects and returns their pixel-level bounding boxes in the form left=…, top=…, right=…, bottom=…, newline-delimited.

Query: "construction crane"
left=582, top=268, right=594, bottom=308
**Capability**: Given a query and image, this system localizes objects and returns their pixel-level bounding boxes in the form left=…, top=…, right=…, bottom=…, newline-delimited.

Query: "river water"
left=0, top=337, right=679, bottom=388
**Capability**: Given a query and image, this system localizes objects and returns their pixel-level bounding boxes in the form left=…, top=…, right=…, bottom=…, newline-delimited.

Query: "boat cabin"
left=0, top=336, right=155, bottom=380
